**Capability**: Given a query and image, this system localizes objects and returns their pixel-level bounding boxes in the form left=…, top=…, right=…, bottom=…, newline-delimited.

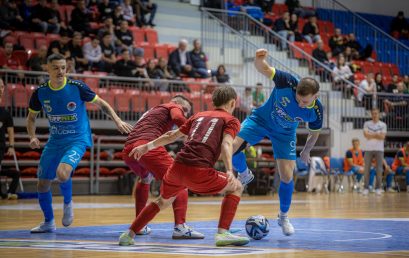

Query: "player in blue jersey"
left=232, top=49, right=323, bottom=236
left=27, top=53, right=133, bottom=233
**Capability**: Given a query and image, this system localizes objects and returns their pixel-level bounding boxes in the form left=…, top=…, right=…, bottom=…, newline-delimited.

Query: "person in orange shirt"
left=390, top=142, right=409, bottom=192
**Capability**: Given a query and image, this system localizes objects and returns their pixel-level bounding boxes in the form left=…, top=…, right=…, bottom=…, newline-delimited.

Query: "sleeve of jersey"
left=77, top=81, right=98, bottom=103
left=28, top=90, right=42, bottom=113
left=397, top=151, right=404, bottom=159
left=345, top=150, right=353, bottom=159
left=170, top=107, right=187, bottom=128
left=308, top=100, right=323, bottom=131
left=224, top=118, right=241, bottom=138
left=178, top=116, right=194, bottom=135
left=271, top=68, right=299, bottom=89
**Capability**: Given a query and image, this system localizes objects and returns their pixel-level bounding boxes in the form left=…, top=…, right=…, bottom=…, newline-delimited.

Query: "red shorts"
left=160, top=162, right=228, bottom=199
left=122, top=140, right=173, bottom=180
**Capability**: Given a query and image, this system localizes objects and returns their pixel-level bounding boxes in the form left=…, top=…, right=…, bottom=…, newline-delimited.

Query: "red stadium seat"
left=203, top=93, right=213, bottom=111
left=167, top=44, right=177, bottom=55
left=21, top=167, right=38, bottom=177
left=129, top=90, right=147, bottom=112
left=115, top=93, right=132, bottom=112
left=189, top=93, right=202, bottom=113
left=99, top=167, right=111, bottom=176
left=389, top=64, right=399, bottom=75
left=381, top=65, right=391, bottom=77
left=75, top=167, right=91, bottom=177
left=46, top=34, right=61, bottom=45
left=19, top=35, right=35, bottom=50
left=129, top=27, right=145, bottom=44
left=110, top=167, right=128, bottom=175
left=65, top=5, right=75, bottom=23
left=155, top=44, right=169, bottom=59
left=12, top=85, right=28, bottom=108
left=58, top=5, right=67, bottom=22
left=86, top=102, right=99, bottom=111
left=146, top=91, right=162, bottom=108
left=138, top=42, right=155, bottom=60
left=0, top=49, right=6, bottom=67
left=35, top=37, right=48, bottom=49
left=11, top=51, right=28, bottom=67
left=113, top=151, right=124, bottom=160
left=82, top=151, right=91, bottom=160
left=4, top=35, right=18, bottom=45
left=21, top=151, right=41, bottom=160
left=144, top=28, right=158, bottom=45
left=84, top=77, right=99, bottom=91
left=97, top=91, right=115, bottom=108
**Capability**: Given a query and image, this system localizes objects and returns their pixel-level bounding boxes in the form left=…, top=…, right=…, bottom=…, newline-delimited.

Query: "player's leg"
left=385, top=169, right=395, bottom=192
left=362, top=151, right=374, bottom=195
left=368, top=167, right=376, bottom=192
left=374, top=151, right=384, bottom=195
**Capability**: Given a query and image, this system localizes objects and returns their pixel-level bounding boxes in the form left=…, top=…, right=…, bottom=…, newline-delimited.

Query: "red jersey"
left=175, top=109, right=240, bottom=168
left=126, top=103, right=186, bottom=145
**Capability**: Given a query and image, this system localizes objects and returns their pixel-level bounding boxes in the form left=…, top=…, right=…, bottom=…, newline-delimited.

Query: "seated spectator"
left=146, top=59, right=160, bottom=79
left=66, top=57, right=76, bottom=73
left=384, top=82, right=408, bottom=128
left=1, top=42, right=22, bottom=70
left=253, top=82, right=265, bottom=107
left=98, top=17, right=116, bottom=43
left=403, top=75, right=409, bottom=90
left=374, top=73, right=385, bottom=93
left=100, top=32, right=116, bottom=73
left=259, top=0, right=274, bottom=14
left=30, top=0, right=59, bottom=34
left=285, top=0, right=299, bottom=15
left=329, top=28, right=345, bottom=56
left=357, top=72, right=375, bottom=104
left=156, top=57, right=175, bottom=80
left=121, top=0, right=135, bottom=26
left=112, top=5, right=125, bottom=27
left=343, top=46, right=353, bottom=64
left=390, top=11, right=409, bottom=39
left=274, top=12, right=294, bottom=50
left=289, top=13, right=303, bottom=42
left=240, top=0, right=264, bottom=22
left=346, top=33, right=373, bottom=61
left=213, top=64, right=230, bottom=84
left=169, top=39, right=193, bottom=77
left=387, top=74, right=399, bottom=93
left=391, top=142, right=409, bottom=192
left=69, top=32, right=88, bottom=73
left=0, top=1, right=25, bottom=30
left=189, top=39, right=210, bottom=78
left=27, top=45, right=48, bottom=72
left=83, top=37, right=103, bottom=71
left=332, top=54, right=353, bottom=95
left=49, top=0, right=71, bottom=35
left=302, top=15, right=321, bottom=44
left=343, top=138, right=370, bottom=192
left=98, top=0, right=116, bottom=22
left=70, top=0, right=92, bottom=35
left=133, top=48, right=149, bottom=79
left=286, top=0, right=315, bottom=18
left=47, top=31, right=71, bottom=58
left=137, top=0, right=157, bottom=27
left=240, top=87, right=253, bottom=114
left=115, top=20, right=134, bottom=53
left=312, top=40, right=328, bottom=65
left=114, top=49, right=137, bottom=77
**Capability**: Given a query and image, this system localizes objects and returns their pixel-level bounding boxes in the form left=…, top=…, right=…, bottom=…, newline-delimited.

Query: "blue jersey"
left=29, top=77, right=97, bottom=146
left=250, top=68, right=323, bottom=131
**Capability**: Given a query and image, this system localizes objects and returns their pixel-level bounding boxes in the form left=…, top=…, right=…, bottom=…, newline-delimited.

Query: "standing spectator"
left=252, top=82, right=265, bottom=107
left=357, top=72, right=375, bottom=104
left=112, top=5, right=125, bottom=27
left=189, top=39, right=210, bottom=78
left=332, top=54, right=353, bottom=94
left=390, top=11, right=409, bottom=39
left=240, top=87, right=253, bottom=115
left=274, top=12, right=294, bottom=50
left=374, top=73, right=385, bottom=93
left=122, top=0, right=135, bottom=25
left=0, top=78, right=19, bottom=200
left=69, top=32, right=88, bottom=73
left=329, top=28, right=345, bottom=56
left=27, top=45, right=48, bottom=72
left=47, top=31, right=71, bottom=58
left=302, top=15, right=321, bottom=44
left=213, top=64, right=230, bottom=84
left=0, top=1, right=25, bottom=30
left=98, top=0, right=116, bottom=22
left=361, top=108, right=387, bottom=196
left=100, top=32, right=116, bottom=73
left=70, top=0, right=92, bottom=36
left=1, top=42, right=22, bottom=70
left=83, top=37, right=103, bottom=71
left=114, top=49, right=137, bottom=77
left=169, top=39, right=193, bottom=77
left=387, top=74, right=399, bottom=93
left=115, top=20, right=134, bottom=53
left=138, top=0, right=157, bottom=27
left=30, top=0, right=60, bottom=34
left=391, top=142, right=409, bottom=192
left=346, top=33, right=373, bottom=61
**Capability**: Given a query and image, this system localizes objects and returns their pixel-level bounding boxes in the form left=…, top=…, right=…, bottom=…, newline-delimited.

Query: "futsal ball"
left=245, top=215, right=270, bottom=240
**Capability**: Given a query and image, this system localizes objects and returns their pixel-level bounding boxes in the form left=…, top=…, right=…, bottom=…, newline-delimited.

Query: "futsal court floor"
left=1, top=192, right=409, bottom=258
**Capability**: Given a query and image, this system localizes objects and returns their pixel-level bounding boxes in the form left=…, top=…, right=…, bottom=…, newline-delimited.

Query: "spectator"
left=169, top=39, right=193, bottom=77
left=122, top=0, right=135, bottom=26
left=47, top=31, right=71, bottom=58
left=133, top=48, right=149, bottom=79
left=390, top=11, right=409, bottom=39
left=27, top=45, right=48, bottom=72
left=241, top=0, right=264, bottom=23
left=302, top=15, right=321, bottom=44
left=83, top=37, right=103, bottom=71
left=289, top=13, right=303, bottom=42
left=403, top=75, right=409, bottom=90
left=252, top=82, right=265, bottom=107
left=384, top=82, right=408, bottom=116
left=115, top=20, right=134, bottom=53
left=69, top=32, right=88, bottom=73
left=70, top=0, right=92, bottom=35
left=213, top=64, right=230, bottom=83
left=112, top=5, right=125, bottom=27
left=114, top=48, right=137, bottom=77
left=357, top=72, right=375, bottom=104
left=18, top=0, right=34, bottom=26
left=329, top=28, right=345, bottom=56
left=1, top=42, right=22, bottom=70
left=138, top=0, right=157, bottom=27
left=156, top=57, right=175, bottom=80
left=98, top=0, right=116, bottom=22
left=189, top=39, right=210, bottom=78
left=375, top=73, right=385, bottom=93
left=332, top=54, right=353, bottom=93
left=258, top=0, right=274, bottom=14
left=391, top=142, right=409, bottom=192
left=49, top=0, right=71, bottom=35
left=387, top=74, right=399, bottom=93
left=343, top=46, right=353, bottom=64
left=0, top=1, right=25, bottom=30
left=98, top=17, right=115, bottom=43
left=240, top=87, right=253, bottom=114
left=362, top=108, right=387, bottom=196
left=0, top=78, right=19, bottom=200
left=30, top=0, right=59, bottom=34
left=146, top=59, right=160, bottom=79
left=66, top=57, right=76, bottom=74
left=285, top=0, right=299, bottom=15
left=100, top=32, right=116, bottom=73
left=274, top=12, right=294, bottom=50
left=346, top=33, right=373, bottom=61
left=312, top=40, right=328, bottom=65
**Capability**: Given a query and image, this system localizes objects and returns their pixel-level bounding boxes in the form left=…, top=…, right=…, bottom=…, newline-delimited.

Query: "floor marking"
left=296, top=229, right=392, bottom=242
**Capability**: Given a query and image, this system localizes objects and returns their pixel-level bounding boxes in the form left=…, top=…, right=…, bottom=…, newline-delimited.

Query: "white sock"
left=279, top=211, right=288, bottom=218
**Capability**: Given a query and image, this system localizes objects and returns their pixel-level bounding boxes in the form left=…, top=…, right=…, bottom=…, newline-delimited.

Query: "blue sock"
left=232, top=152, right=248, bottom=173
left=386, top=174, right=394, bottom=188
left=278, top=180, right=294, bottom=214
left=369, top=169, right=376, bottom=187
left=38, top=191, right=54, bottom=222
left=356, top=173, right=363, bottom=182
left=406, top=173, right=409, bottom=186
left=59, top=178, right=72, bottom=204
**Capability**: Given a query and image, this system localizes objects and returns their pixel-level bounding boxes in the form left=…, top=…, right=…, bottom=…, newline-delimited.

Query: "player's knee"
left=281, top=173, right=293, bottom=183
left=56, top=164, right=72, bottom=182
left=154, top=196, right=173, bottom=210
left=37, top=180, right=51, bottom=192
left=234, top=180, right=244, bottom=194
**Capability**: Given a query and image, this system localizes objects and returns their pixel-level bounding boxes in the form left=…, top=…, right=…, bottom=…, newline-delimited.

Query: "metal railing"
left=314, top=0, right=409, bottom=75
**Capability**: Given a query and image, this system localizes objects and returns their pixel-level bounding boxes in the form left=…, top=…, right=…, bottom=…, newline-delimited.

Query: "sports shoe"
left=215, top=231, right=249, bottom=246
left=386, top=187, right=396, bottom=193
left=369, top=186, right=375, bottom=193
left=172, top=223, right=205, bottom=239
left=62, top=201, right=74, bottom=227
left=7, top=193, right=18, bottom=200
left=361, top=189, right=369, bottom=195
left=135, top=225, right=151, bottom=235
left=30, top=220, right=56, bottom=233
left=119, top=232, right=135, bottom=246
left=277, top=214, right=295, bottom=236
left=237, top=169, right=254, bottom=186
left=375, top=188, right=383, bottom=196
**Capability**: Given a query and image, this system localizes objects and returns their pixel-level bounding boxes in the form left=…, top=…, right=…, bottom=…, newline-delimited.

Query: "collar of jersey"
left=48, top=77, right=67, bottom=91
left=306, top=99, right=316, bottom=109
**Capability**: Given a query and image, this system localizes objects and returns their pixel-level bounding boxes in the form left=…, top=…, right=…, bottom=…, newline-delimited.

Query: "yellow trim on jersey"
left=306, top=100, right=316, bottom=109
left=28, top=108, right=40, bottom=113
left=48, top=77, right=67, bottom=91
left=89, top=95, right=99, bottom=103
left=270, top=67, right=276, bottom=80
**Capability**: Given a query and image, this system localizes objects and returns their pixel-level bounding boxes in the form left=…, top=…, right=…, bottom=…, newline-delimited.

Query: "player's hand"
left=129, top=145, right=149, bottom=160
left=116, top=120, right=133, bottom=134
left=6, top=147, right=15, bottom=156
left=226, top=170, right=240, bottom=190
left=255, top=49, right=268, bottom=60
left=300, top=150, right=311, bottom=164
left=29, top=137, right=40, bottom=149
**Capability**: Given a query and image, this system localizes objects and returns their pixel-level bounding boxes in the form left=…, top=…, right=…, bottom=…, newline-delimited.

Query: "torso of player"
left=126, top=103, right=182, bottom=145
left=175, top=110, right=239, bottom=168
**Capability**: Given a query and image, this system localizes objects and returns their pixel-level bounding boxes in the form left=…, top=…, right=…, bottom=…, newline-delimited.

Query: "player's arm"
left=92, top=97, right=133, bottom=134
left=129, top=129, right=186, bottom=160
left=345, top=151, right=354, bottom=166
left=397, top=151, right=407, bottom=167
left=27, top=90, right=41, bottom=149
left=220, top=133, right=236, bottom=184
left=300, top=131, right=320, bottom=164
left=254, top=49, right=274, bottom=79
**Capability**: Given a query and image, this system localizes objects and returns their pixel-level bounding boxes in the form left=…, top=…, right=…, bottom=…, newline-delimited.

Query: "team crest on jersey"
left=67, top=102, right=76, bottom=111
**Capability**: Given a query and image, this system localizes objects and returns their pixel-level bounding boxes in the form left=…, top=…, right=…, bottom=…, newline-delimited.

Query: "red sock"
left=134, top=182, right=150, bottom=217
left=130, top=202, right=160, bottom=233
left=218, top=194, right=241, bottom=230
left=172, top=190, right=188, bottom=225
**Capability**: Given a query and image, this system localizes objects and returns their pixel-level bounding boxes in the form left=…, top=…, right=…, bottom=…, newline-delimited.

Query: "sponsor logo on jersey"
left=50, top=125, right=76, bottom=135
left=272, top=102, right=293, bottom=122
left=67, top=102, right=77, bottom=111
left=48, top=114, right=78, bottom=123
left=280, top=97, right=290, bottom=107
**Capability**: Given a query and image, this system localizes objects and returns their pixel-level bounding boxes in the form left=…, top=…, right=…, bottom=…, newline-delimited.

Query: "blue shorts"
left=37, top=141, right=87, bottom=180
left=396, top=167, right=406, bottom=175
left=238, top=117, right=296, bottom=160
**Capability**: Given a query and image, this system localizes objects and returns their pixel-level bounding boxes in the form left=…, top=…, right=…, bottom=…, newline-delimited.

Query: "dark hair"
left=352, top=138, right=360, bottom=144
left=47, top=53, right=66, bottom=63
left=212, top=86, right=237, bottom=107
left=296, top=77, right=320, bottom=96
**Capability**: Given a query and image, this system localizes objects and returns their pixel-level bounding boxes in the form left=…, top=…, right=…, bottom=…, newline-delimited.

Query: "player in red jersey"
left=119, top=86, right=249, bottom=247
left=122, top=95, right=204, bottom=239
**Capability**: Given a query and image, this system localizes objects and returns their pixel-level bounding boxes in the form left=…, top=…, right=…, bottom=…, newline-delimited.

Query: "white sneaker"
left=119, top=232, right=135, bottom=246
left=361, top=189, right=369, bottom=195
left=135, top=225, right=151, bottom=235
left=62, top=201, right=74, bottom=227
left=237, top=169, right=254, bottom=186
left=375, top=189, right=383, bottom=195
left=277, top=214, right=295, bottom=236
left=30, top=220, right=56, bottom=233
left=386, top=188, right=396, bottom=193
left=215, top=231, right=249, bottom=246
left=172, top=223, right=205, bottom=239
left=7, top=193, right=18, bottom=200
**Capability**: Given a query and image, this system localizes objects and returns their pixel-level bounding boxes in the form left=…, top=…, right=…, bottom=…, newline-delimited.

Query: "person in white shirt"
left=357, top=72, right=376, bottom=103
left=239, top=87, right=253, bottom=114
left=362, top=108, right=387, bottom=195
left=83, top=37, right=103, bottom=71
left=121, top=0, right=135, bottom=25
left=332, top=54, right=353, bottom=97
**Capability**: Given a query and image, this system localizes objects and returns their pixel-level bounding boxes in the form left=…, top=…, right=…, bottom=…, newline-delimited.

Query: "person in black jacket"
left=189, top=39, right=210, bottom=78
left=168, top=39, right=193, bottom=77
left=114, top=49, right=137, bottom=77
left=275, top=12, right=294, bottom=50
left=30, top=0, right=60, bottom=33
left=302, top=15, right=321, bottom=44
left=390, top=11, right=409, bottom=39
left=70, top=0, right=92, bottom=36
